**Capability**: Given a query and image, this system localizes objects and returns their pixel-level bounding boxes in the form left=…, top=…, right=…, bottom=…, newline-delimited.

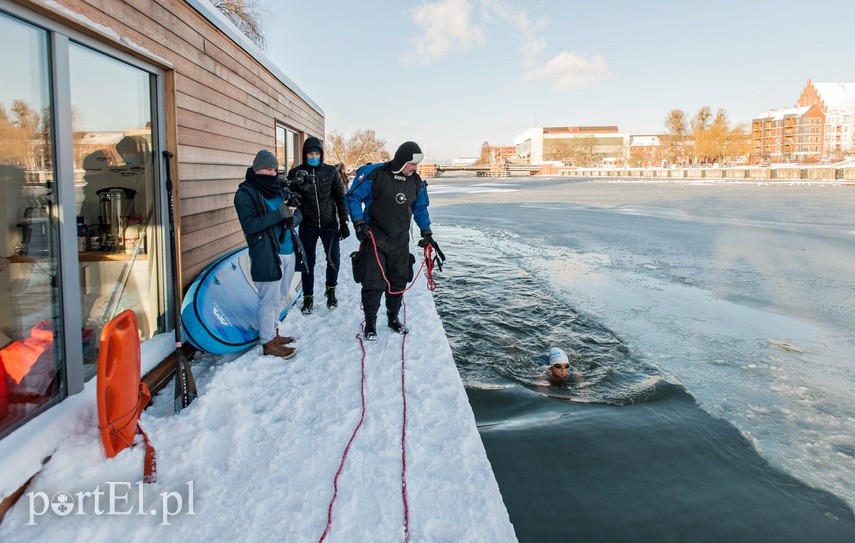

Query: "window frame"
left=0, top=2, right=169, bottom=426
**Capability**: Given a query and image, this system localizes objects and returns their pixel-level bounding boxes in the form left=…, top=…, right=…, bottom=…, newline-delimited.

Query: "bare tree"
left=324, top=129, right=390, bottom=172
left=662, top=109, right=688, bottom=165
left=212, top=0, right=267, bottom=49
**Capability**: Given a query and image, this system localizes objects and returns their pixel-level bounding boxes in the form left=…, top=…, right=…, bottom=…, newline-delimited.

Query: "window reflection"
left=68, top=43, right=162, bottom=379
left=0, top=13, right=64, bottom=436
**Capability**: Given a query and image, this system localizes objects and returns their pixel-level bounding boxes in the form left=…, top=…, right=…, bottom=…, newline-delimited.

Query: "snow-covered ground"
left=0, top=236, right=516, bottom=542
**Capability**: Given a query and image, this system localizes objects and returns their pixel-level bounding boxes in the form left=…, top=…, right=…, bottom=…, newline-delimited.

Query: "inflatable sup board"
left=181, top=247, right=302, bottom=354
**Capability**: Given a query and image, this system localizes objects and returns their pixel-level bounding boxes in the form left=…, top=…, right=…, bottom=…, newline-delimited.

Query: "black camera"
left=285, top=192, right=301, bottom=207
left=291, top=169, right=315, bottom=185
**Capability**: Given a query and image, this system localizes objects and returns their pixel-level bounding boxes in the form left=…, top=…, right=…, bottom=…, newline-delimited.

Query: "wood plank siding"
left=17, top=0, right=324, bottom=286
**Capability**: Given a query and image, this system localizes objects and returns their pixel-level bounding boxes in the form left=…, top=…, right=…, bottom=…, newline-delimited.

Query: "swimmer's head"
left=548, top=347, right=570, bottom=379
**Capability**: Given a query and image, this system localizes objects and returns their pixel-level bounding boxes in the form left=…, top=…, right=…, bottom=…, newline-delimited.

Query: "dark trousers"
left=358, top=240, right=410, bottom=319
left=298, top=224, right=340, bottom=296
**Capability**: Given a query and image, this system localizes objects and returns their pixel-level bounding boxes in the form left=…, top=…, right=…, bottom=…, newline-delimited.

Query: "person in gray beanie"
left=234, top=149, right=304, bottom=358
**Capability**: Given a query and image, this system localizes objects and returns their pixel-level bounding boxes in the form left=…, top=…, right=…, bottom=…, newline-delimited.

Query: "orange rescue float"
left=96, top=309, right=156, bottom=481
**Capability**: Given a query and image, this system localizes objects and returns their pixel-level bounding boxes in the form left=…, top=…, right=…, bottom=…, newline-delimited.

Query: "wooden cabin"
left=0, top=0, right=323, bottom=511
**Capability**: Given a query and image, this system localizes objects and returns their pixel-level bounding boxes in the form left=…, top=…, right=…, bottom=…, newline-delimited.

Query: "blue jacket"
left=234, top=178, right=304, bottom=282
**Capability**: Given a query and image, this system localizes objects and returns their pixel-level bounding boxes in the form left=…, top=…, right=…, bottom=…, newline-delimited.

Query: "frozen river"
left=428, top=175, right=855, bottom=537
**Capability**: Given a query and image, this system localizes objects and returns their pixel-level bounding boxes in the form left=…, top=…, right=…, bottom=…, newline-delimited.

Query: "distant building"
left=628, top=135, right=662, bottom=167
left=796, top=80, right=855, bottom=159
left=514, top=126, right=628, bottom=165
left=477, top=145, right=517, bottom=164
left=450, top=157, right=478, bottom=166
left=751, top=105, right=825, bottom=163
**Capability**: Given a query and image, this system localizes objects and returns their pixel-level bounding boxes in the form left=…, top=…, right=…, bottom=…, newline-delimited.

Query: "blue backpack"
left=349, top=162, right=383, bottom=191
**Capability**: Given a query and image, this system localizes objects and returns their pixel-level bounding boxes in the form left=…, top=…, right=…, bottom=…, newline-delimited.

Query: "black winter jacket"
left=287, top=136, right=348, bottom=229
left=234, top=173, right=304, bottom=282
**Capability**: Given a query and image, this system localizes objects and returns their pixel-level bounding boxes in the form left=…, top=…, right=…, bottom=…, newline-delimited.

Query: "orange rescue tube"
left=96, top=309, right=143, bottom=458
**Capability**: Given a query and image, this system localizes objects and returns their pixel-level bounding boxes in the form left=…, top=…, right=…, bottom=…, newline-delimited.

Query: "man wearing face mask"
left=287, top=136, right=350, bottom=314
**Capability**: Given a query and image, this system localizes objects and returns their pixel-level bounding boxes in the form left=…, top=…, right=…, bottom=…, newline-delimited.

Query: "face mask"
left=307, top=157, right=321, bottom=167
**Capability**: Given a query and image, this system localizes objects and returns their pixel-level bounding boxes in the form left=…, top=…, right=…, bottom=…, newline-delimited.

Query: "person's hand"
left=339, top=223, right=351, bottom=240
left=419, top=229, right=446, bottom=269
left=354, top=221, right=371, bottom=242
left=278, top=202, right=293, bottom=220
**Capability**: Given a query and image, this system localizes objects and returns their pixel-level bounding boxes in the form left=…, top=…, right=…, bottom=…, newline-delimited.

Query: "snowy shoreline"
left=0, top=236, right=517, bottom=542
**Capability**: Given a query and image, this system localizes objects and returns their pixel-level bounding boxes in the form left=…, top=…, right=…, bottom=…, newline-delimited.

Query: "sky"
left=257, top=0, right=855, bottom=162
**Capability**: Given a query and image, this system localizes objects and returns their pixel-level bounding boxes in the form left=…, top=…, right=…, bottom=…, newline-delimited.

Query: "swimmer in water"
left=545, top=347, right=584, bottom=384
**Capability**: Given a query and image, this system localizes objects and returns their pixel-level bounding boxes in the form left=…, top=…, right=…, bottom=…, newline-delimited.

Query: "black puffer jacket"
left=287, top=136, right=347, bottom=229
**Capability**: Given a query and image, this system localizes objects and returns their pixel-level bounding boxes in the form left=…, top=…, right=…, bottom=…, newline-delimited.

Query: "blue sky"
left=259, top=0, right=855, bottom=162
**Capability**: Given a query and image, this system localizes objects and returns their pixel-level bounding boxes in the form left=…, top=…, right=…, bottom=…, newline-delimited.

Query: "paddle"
left=163, top=150, right=197, bottom=413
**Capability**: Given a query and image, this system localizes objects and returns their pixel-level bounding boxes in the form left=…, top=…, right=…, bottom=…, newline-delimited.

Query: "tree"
left=543, top=136, right=601, bottom=167
left=0, top=100, right=42, bottom=167
left=324, top=129, right=389, bottom=172
left=213, top=0, right=267, bottom=49
left=662, top=109, right=688, bottom=165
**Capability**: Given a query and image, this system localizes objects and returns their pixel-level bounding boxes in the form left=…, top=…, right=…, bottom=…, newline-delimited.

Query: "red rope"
left=318, top=326, right=368, bottom=543
left=400, top=301, right=410, bottom=542
left=364, top=230, right=427, bottom=295
left=321, top=231, right=433, bottom=541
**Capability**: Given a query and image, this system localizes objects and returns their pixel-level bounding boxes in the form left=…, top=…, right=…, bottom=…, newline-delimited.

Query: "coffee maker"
left=96, top=187, right=136, bottom=252
left=16, top=206, right=51, bottom=256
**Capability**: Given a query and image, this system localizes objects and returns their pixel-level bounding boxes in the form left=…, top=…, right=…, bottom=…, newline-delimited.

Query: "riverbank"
left=560, top=164, right=855, bottom=181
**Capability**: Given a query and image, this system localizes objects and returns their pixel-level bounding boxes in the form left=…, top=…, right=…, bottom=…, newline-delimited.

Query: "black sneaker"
left=325, top=286, right=338, bottom=308
left=387, top=314, right=409, bottom=335
left=363, top=316, right=377, bottom=341
left=301, top=295, right=313, bottom=315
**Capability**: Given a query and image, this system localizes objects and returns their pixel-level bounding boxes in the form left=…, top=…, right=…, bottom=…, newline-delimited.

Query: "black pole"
left=163, top=150, right=197, bottom=413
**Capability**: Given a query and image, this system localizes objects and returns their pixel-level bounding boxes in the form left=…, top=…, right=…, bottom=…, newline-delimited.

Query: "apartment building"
left=797, top=80, right=855, bottom=159
left=514, top=126, right=628, bottom=165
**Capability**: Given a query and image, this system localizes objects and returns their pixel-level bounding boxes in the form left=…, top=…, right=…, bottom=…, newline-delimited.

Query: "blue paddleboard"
left=181, top=247, right=302, bottom=354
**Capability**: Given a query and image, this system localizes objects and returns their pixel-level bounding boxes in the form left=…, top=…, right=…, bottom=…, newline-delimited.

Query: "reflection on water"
left=433, top=226, right=674, bottom=407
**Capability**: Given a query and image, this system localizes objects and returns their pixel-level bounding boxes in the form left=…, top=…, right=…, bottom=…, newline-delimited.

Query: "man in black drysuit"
left=345, top=141, right=437, bottom=340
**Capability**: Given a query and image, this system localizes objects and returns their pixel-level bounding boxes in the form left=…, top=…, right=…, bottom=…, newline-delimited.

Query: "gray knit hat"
left=252, top=150, right=279, bottom=172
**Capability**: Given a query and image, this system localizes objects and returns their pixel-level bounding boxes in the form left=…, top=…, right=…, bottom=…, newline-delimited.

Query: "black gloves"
left=278, top=203, right=293, bottom=220
left=354, top=221, right=371, bottom=242
left=418, top=229, right=446, bottom=270
left=279, top=203, right=295, bottom=228
left=339, top=222, right=351, bottom=240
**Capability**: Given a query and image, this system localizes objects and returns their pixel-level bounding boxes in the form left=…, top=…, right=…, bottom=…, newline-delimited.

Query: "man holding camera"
left=287, top=136, right=350, bottom=314
left=234, top=150, right=303, bottom=359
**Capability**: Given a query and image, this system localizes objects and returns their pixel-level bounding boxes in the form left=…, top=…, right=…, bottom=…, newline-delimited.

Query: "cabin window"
left=0, top=9, right=166, bottom=439
left=69, top=42, right=164, bottom=379
left=275, top=123, right=302, bottom=176
left=0, top=12, right=64, bottom=437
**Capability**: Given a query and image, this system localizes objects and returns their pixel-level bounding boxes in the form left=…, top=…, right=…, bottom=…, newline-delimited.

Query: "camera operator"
left=286, top=136, right=350, bottom=313
left=234, top=150, right=304, bottom=358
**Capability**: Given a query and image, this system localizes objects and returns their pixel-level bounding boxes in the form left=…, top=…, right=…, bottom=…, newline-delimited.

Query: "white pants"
left=255, top=253, right=296, bottom=343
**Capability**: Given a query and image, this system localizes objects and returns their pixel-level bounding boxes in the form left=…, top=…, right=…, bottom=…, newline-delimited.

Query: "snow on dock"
left=0, top=237, right=516, bottom=542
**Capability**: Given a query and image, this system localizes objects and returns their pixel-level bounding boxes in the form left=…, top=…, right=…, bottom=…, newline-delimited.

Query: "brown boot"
left=262, top=338, right=296, bottom=359
left=273, top=331, right=295, bottom=346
